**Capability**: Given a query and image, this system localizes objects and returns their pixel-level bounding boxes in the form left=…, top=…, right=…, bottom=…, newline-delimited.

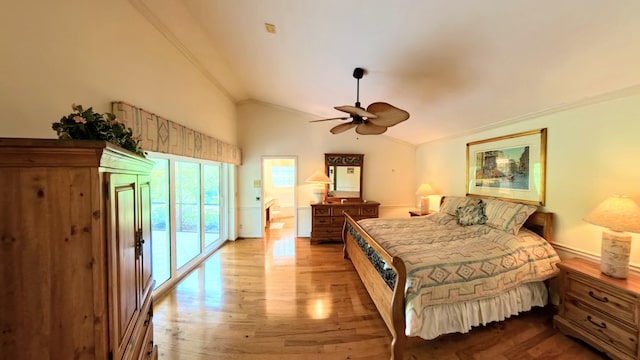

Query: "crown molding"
left=422, top=83, right=640, bottom=146
left=128, top=0, right=236, bottom=102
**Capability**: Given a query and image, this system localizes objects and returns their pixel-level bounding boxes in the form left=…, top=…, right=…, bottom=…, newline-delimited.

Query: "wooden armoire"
left=0, top=138, right=157, bottom=360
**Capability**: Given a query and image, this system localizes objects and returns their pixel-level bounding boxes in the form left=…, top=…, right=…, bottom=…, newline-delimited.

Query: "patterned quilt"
left=355, top=215, right=559, bottom=307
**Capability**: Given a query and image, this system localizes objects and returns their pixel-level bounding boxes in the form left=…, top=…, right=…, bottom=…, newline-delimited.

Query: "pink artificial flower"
left=73, top=115, right=87, bottom=124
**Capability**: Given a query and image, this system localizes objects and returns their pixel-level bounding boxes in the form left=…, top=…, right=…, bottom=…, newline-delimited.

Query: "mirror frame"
left=325, top=153, right=364, bottom=202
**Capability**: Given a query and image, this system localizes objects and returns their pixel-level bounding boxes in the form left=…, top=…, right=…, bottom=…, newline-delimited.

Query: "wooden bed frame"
left=341, top=205, right=554, bottom=360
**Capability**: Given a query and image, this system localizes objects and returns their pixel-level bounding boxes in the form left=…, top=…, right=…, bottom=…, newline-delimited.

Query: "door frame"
left=261, top=156, right=298, bottom=237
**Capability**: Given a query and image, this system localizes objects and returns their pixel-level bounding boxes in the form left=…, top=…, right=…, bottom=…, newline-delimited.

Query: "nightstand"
left=554, top=257, right=640, bottom=360
left=409, top=210, right=431, bottom=217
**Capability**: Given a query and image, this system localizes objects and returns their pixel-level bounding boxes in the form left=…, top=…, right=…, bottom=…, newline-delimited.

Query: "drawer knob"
left=586, top=315, right=607, bottom=329
left=588, top=290, right=609, bottom=303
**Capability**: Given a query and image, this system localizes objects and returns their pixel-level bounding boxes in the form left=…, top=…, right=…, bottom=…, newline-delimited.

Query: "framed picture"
left=466, top=128, right=547, bottom=205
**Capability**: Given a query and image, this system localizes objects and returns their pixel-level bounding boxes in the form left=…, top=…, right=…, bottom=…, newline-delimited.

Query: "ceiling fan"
left=311, top=67, right=410, bottom=135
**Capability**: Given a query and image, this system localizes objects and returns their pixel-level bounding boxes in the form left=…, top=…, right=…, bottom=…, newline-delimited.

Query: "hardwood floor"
left=153, top=217, right=605, bottom=359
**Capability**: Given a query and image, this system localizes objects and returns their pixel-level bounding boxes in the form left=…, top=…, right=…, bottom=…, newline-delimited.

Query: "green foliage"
left=52, top=104, right=145, bottom=156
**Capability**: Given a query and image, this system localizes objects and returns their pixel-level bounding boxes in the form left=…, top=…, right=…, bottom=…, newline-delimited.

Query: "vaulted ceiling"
left=169, top=0, right=640, bottom=145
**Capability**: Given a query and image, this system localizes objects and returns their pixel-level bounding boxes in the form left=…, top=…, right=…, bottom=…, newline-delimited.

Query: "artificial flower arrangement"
left=52, top=104, right=145, bottom=156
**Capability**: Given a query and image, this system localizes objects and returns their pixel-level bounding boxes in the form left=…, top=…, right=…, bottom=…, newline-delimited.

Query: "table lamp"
left=416, top=183, right=435, bottom=215
left=584, top=195, right=640, bottom=278
left=305, top=170, right=332, bottom=204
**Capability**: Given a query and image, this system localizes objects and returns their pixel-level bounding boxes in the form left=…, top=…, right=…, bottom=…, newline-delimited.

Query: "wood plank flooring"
left=153, top=217, right=605, bottom=359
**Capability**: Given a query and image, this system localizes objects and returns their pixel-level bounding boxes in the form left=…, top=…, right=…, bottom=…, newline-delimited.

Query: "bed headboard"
left=439, top=196, right=554, bottom=243
left=524, top=211, right=553, bottom=243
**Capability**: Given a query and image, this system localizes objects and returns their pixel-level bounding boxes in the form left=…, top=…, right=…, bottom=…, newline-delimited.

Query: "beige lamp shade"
left=305, top=170, right=332, bottom=184
left=305, top=170, right=331, bottom=204
left=584, top=195, right=640, bottom=233
left=584, top=195, right=640, bottom=279
left=416, top=183, right=435, bottom=196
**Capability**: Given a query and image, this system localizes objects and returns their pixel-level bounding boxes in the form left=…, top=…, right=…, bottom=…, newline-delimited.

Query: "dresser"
left=310, top=201, right=379, bottom=244
left=554, top=257, right=640, bottom=360
left=0, top=138, right=157, bottom=360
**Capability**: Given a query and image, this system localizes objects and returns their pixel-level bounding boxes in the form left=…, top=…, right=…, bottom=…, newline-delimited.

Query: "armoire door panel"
left=108, top=174, right=140, bottom=360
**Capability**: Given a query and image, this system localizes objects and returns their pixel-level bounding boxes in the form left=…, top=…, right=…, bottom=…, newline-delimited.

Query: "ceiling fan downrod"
left=353, top=67, right=364, bottom=109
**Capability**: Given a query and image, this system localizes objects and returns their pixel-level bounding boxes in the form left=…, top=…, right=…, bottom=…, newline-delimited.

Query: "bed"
left=341, top=196, right=560, bottom=360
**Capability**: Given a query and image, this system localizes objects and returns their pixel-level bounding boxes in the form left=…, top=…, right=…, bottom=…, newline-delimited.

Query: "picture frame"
left=466, top=128, right=547, bottom=205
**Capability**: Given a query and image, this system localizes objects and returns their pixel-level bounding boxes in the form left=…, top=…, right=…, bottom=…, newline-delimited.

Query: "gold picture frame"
left=466, top=128, right=547, bottom=205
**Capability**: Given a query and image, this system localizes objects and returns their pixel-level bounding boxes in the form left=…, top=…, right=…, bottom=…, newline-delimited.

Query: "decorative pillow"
left=426, top=212, right=457, bottom=225
left=483, top=198, right=537, bottom=235
left=439, top=196, right=479, bottom=216
left=456, top=201, right=488, bottom=226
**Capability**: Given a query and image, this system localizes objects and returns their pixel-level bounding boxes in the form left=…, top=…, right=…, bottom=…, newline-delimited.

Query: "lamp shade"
left=416, top=183, right=435, bottom=196
left=305, top=170, right=332, bottom=184
left=584, top=195, right=640, bottom=233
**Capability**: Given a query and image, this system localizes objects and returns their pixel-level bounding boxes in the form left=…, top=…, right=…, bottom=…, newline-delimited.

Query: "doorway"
left=261, top=156, right=297, bottom=237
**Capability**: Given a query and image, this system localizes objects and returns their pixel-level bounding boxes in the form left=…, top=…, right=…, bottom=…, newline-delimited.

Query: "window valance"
left=112, top=101, right=242, bottom=165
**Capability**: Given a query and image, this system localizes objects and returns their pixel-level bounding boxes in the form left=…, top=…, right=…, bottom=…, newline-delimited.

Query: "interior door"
left=107, top=174, right=140, bottom=360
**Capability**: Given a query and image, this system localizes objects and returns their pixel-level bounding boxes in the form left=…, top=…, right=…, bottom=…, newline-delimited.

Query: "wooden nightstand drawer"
left=564, top=299, right=637, bottom=356
left=555, top=257, right=640, bottom=360
left=566, top=274, right=637, bottom=325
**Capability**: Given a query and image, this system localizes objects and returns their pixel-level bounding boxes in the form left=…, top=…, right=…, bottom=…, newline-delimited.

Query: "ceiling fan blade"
left=330, top=122, right=358, bottom=134
left=366, top=102, right=410, bottom=127
left=334, top=105, right=378, bottom=119
left=309, top=116, right=349, bottom=123
left=356, top=122, right=387, bottom=135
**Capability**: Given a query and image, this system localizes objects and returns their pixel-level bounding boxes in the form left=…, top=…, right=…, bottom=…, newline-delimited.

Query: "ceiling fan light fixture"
left=310, top=67, right=410, bottom=136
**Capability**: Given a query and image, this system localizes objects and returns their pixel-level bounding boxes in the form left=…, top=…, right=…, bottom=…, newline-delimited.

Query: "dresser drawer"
left=312, top=226, right=341, bottom=236
left=361, top=206, right=378, bottom=216
left=331, top=206, right=360, bottom=216
left=313, top=217, right=332, bottom=226
left=313, top=207, right=331, bottom=216
left=564, top=299, right=638, bottom=357
left=310, top=201, right=379, bottom=245
left=566, top=273, right=637, bottom=325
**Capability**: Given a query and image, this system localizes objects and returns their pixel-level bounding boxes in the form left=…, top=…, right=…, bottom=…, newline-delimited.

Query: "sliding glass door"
left=150, top=159, right=171, bottom=287
left=149, top=154, right=224, bottom=290
left=203, top=164, right=220, bottom=248
left=175, top=161, right=201, bottom=268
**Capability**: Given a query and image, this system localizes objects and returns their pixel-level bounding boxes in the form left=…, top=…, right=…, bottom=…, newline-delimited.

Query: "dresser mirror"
left=325, top=153, right=364, bottom=201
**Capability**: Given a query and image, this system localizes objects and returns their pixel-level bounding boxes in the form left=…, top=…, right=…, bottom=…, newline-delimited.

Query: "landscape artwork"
left=474, top=146, right=530, bottom=190
left=466, top=128, right=546, bottom=205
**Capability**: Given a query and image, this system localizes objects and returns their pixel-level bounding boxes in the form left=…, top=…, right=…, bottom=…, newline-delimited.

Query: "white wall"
left=0, top=0, right=238, bottom=144
left=416, top=88, right=640, bottom=266
left=237, top=100, right=417, bottom=238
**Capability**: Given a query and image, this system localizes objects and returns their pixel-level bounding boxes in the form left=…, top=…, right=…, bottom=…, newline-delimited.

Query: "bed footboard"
left=342, top=213, right=407, bottom=360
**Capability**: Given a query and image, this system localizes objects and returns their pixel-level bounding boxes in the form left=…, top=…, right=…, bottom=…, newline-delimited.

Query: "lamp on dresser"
left=305, top=169, right=332, bottom=204
left=583, top=195, right=640, bottom=278
left=416, top=183, right=435, bottom=215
